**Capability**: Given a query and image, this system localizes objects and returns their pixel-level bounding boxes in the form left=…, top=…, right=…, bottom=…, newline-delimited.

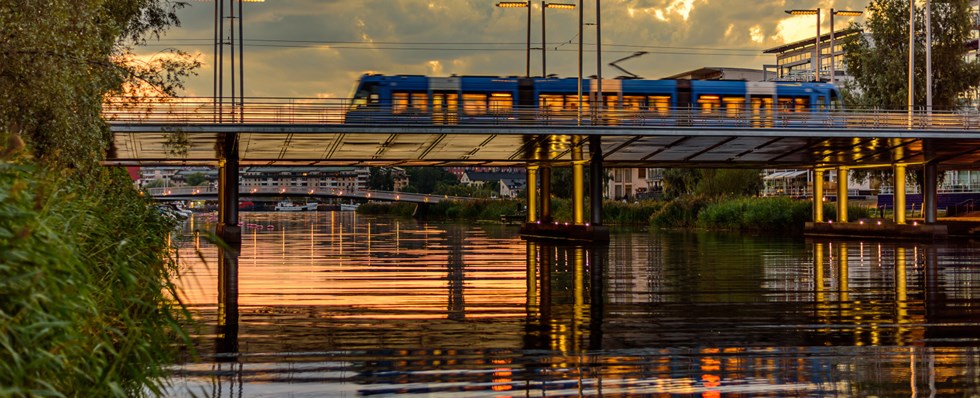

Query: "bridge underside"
left=107, top=124, right=980, bottom=169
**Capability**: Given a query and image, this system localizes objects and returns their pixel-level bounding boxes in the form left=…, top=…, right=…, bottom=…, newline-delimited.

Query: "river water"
left=164, top=212, right=980, bottom=397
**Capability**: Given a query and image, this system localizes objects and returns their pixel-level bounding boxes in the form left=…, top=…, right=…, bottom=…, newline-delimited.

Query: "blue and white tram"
left=345, top=74, right=843, bottom=126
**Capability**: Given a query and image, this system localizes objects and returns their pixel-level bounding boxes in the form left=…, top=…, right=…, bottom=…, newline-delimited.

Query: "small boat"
left=340, top=202, right=360, bottom=211
left=274, top=200, right=318, bottom=211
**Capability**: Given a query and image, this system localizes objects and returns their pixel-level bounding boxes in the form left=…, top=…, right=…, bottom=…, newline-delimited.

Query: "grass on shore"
left=1, top=162, right=189, bottom=397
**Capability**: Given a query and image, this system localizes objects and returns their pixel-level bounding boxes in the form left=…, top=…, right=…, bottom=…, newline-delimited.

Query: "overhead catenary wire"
left=142, top=38, right=768, bottom=57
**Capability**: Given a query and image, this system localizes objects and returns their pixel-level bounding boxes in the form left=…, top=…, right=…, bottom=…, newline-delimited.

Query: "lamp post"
left=829, top=9, right=863, bottom=84
left=785, top=9, right=820, bottom=81
left=541, top=2, right=575, bottom=76
left=496, top=1, right=532, bottom=77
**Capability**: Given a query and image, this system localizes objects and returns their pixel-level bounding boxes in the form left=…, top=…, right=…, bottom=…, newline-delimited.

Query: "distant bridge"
left=145, top=186, right=471, bottom=204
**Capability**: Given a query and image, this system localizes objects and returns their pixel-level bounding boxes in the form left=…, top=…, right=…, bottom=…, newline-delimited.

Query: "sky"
left=136, top=0, right=870, bottom=99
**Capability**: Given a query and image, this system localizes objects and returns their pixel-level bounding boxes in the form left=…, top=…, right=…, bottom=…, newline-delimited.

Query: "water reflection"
left=167, top=214, right=980, bottom=397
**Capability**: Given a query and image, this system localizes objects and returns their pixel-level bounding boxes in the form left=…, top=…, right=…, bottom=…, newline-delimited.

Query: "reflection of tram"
left=345, top=74, right=843, bottom=126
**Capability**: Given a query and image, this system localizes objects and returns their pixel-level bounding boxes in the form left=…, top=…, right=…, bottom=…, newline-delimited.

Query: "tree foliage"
left=0, top=0, right=198, bottom=169
left=662, top=168, right=762, bottom=199
left=368, top=167, right=395, bottom=191
left=843, top=0, right=980, bottom=110
left=404, top=167, right=458, bottom=194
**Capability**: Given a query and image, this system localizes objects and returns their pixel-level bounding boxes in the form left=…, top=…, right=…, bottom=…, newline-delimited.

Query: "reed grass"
left=0, top=162, right=190, bottom=397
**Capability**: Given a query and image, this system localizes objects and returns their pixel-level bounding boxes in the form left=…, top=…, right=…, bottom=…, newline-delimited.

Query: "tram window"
left=777, top=97, right=793, bottom=112
left=830, top=93, right=842, bottom=110
left=393, top=92, right=410, bottom=114
left=723, top=96, right=745, bottom=116
left=489, top=93, right=513, bottom=113
left=539, top=94, right=563, bottom=112
left=817, top=96, right=827, bottom=111
left=648, top=95, right=670, bottom=115
left=463, top=93, right=488, bottom=115
left=751, top=97, right=773, bottom=110
left=603, top=94, right=619, bottom=109
left=698, top=95, right=721, bottom=113
left=794, top=97, right=809, bottom=112
left=622, top=96, right=644, bottom=111
left=565, top=95, right=588, bottom=112
left=411, top=93, right=428, bottom=112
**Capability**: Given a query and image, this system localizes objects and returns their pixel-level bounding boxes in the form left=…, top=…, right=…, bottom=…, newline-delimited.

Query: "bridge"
left=106, top=97, right=980, bottom=241
left=146, top=185, right=468, bottom=204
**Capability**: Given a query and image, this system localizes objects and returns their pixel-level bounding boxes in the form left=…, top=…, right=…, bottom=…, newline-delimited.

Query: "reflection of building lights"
left=913, top=221, right=918, bottom=226
left=859, top=220, right=864, bottom=225
left=877, top=220, right=882, bottom=225
left=829, top=220, right=833, bottom=224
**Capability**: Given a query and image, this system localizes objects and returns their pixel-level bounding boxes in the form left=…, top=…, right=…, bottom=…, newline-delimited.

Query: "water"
left=165, top=212, right=980, bottom=397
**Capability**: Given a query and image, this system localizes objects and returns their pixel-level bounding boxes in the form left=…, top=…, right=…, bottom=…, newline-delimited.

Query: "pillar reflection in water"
left=447, top=225, right=465, bottom=321
left=216, top=245, right=239, bottom=359
left=523, top=241, right=606, bottom=353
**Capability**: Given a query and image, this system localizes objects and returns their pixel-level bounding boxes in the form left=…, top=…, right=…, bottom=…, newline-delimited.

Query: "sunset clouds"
left=147, top=0, right=868, bottom=98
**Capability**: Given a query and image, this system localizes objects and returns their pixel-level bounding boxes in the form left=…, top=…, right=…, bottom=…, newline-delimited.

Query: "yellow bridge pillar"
left=572, top=137, right=585, bottom=225
left=894, top=164, right=907, bottom=225
left=836, top=166, right=849, bottom=223
left=526, top=165, right=538, bottom=223
left=813, top=169, right=825, bottom=222
left=540, top=166, right=552, bottom=223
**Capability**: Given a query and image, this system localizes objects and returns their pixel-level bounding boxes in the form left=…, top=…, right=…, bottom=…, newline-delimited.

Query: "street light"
left=785, top=9, right=820, bottom=81
left=829, top=9, right=863, bottom=84
left=496, top=1, right=531, bottom=77
left=541, top=2, right=575, bottom=76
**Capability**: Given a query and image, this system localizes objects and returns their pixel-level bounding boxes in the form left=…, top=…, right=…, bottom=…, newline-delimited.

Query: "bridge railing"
left=104, top=97, right=980, bottom=131
left=144, top=185, right=475, bottom=204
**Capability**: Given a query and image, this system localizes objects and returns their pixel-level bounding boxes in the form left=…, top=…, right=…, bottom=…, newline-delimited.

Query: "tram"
left=345, top=74, right=843, bottom=126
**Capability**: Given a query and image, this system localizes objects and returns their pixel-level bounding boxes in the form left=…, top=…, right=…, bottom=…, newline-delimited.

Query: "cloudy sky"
left=138, top=0, right=869, bottom=99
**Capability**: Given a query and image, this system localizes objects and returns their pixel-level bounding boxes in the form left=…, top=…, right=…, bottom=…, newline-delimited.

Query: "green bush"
left=649, top=195, right=713, bottom=228
left=602, top=200, right=664, bottom=225
left=824, top=202, right=874, bottom=221
left=698, top=196, right=811, bottom=232
left=1, top=163, right=189, bottom=397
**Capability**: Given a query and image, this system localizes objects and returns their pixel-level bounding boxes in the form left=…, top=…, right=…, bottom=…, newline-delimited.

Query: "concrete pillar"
left=836, top=166, right=848, bottom=223
left=526, top=165, right=538, bottom=223
left=540, top=166, right=552, bottom=223
left=589, top=135, right=603, bottom=226
left=894, top=164, right=907, bottom=225
left=217, top=135, right=241, bottom=245
left=923, top=162, right=938, bottom=223
left=572, top=137, right=585, bottom=225
left=813, top=169, right=825, bottom=222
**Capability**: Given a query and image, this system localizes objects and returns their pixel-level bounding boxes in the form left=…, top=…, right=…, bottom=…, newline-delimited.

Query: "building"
left=606, top=168, right=663, bottom=201
left=762, top=28, right=862, bottom=82
left=239, top=167, right=370, bottom=192
left=664, top=67, right=766, bottom=82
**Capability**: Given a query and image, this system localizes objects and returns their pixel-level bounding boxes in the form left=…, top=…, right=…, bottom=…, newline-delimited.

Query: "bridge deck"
left=105, top=99, right=980, bottom=169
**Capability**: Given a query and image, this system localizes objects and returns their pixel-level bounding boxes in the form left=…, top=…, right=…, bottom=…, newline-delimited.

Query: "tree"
left=662, top=168, right=762, bottom=199
left=662, top=168, right=701, bottom=199
left=367, top=167, right=395, bottom=191
left=0, top=0, right=198, bottom=169
left=696, top=169, right=763, bottom=197
left=184, top=172, right=207, bottom=187
left=405, top=167, right=458, bottom=194
left=843, top=0, right=980, bottom=110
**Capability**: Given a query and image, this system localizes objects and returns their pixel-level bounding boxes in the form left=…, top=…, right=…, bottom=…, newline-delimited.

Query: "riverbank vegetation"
left=1, top=163, right=189, bottom=396
left=2, top=0, right=197, bottom=395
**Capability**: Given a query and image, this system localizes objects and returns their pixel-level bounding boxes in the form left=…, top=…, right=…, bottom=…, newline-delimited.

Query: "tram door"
left=750, top=96, right=773, bottom=128
left=432, top=92, right=458, bottom=125
left=747, top=82, right=776, bottom=128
